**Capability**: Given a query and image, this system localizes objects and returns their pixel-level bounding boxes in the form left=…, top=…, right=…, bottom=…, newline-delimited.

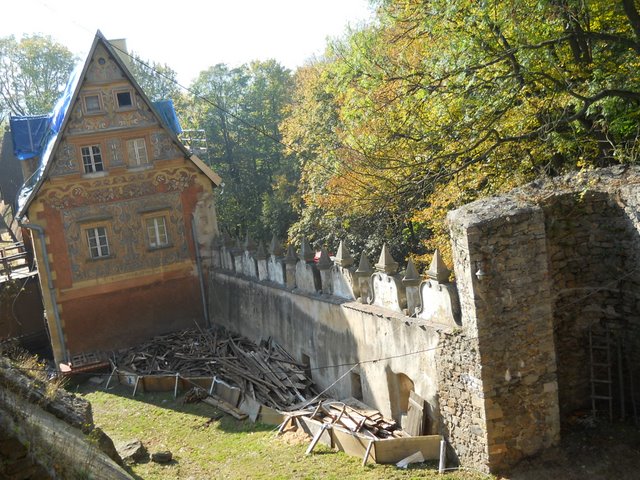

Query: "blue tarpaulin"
left=153, top=100, right=183, bottom=135
left=15, top=63, right=183, bottom=217
left=16, top=65, right=82, bottom=217
left=10, top=115, right=51, bottom=160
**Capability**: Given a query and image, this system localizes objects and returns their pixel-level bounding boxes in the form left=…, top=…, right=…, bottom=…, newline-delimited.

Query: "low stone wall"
left=0, top=356, right=132, bottom=479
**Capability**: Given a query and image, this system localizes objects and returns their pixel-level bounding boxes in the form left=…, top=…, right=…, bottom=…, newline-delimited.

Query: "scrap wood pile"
left=114, top=327, right=317, bottom=410
left=290, top=399, right=405, bottom=439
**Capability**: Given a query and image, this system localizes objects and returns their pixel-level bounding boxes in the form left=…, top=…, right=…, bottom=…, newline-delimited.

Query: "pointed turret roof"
left=244, top=232, right=256, bottom=251
left=298, top=237, right=314, bottom=262
left=402, top=258, right=421, bottom=286
left=334, top=240, right=354, bottom=268
left=355, top=252, right=373, bottom=275
left=316, top=247, right=333, bottom=270
left=269, top=234, right=284, bottom=257
left=375, top=244, right=399, bottom=274
left=427, top=249, right=450, bottom=283
left=284, top=244, right=298, bottom=264
left=255, top=241, right=267, bottom=260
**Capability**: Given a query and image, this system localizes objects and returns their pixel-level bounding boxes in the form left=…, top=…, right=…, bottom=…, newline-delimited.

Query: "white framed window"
left=126, top=138, right=148, bottom=167
left=115, top=90, right=134, bottom=109
left=146, top=216, right=169, bottom=248
left=83, top=93, right=102, bottom=114
left=81, top=145, right=104, bottom=173
left=86, top=226, right=110, bottom=259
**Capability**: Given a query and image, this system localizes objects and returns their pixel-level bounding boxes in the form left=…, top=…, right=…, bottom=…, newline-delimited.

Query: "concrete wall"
left=210, top=271, right=443, bottom=425
left=207, top=245, right=486, bottom=469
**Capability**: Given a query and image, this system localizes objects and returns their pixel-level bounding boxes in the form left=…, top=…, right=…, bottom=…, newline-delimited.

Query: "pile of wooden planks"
left=290, top=399, right=404, bottom=439
left=114, top=327, right=317, bottom=410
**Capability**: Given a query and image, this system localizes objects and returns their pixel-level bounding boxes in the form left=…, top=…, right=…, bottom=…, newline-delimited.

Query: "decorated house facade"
left=15, top=32, right=220, bottom=367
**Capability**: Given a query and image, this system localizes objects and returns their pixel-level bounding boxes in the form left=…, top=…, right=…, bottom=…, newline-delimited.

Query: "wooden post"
left=305, top=424, right=331, bottom=455
left=132, top=376, right=140, bottom=397
left=105, top=366, right=116, bottom=390
left=438, top=439, right=446, bottom=474
left=174, top=373, right=180, bottom=399
left=362, top=439, right=374, bottom=466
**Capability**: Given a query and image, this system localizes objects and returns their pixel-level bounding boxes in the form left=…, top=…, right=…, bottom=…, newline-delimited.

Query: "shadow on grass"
left=73, top=381, right=276, bottom=435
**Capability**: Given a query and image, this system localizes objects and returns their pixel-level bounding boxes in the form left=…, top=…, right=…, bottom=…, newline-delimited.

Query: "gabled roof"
left=16, top=30, right=220, bottom=219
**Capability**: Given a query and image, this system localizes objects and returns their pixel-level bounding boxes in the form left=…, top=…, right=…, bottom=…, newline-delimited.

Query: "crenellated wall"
left=206, top=165, right=640, bottom=474
left=208, top=235, right=491, bottom=469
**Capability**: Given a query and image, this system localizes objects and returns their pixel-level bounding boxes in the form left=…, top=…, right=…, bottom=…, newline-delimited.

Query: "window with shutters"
left=126, top=138, right=149, bottom=167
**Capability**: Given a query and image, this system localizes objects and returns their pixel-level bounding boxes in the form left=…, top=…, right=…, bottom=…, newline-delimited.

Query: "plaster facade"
left=17, top=33, right=220, bottom=365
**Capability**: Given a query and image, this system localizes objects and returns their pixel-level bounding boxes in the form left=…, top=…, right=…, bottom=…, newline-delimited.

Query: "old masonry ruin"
left=204, top=166, right=640, bottom=473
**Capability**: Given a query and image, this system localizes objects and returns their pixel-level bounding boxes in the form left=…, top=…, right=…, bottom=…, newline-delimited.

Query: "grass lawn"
left=79, top=383, right=492, bottom=480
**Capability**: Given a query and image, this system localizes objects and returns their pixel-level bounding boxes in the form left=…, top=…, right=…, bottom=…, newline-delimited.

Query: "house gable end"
left=18, top=31, right=220, bottom=217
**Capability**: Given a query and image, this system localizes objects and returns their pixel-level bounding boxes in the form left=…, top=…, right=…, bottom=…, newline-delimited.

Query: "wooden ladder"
left=589, top=324, right=614, bottom=422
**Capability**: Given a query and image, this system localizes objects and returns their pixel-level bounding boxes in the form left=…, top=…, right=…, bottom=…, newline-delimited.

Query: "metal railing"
left=0, top=242, right=30, bottom=280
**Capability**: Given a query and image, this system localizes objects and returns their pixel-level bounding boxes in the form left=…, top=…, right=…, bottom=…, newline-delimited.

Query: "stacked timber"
left=114, top=328, right=317, bottom=410
left=291, top=399, right=404, bottom=439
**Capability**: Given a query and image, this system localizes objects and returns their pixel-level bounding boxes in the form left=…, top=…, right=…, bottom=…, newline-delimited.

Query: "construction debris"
left=114, top=327, right=317, bottom=411
left=202, top=395, right=248, bottom=420
left=182, top=387, right=208, bottom=404
left=290, top=399, right=404, bottom=440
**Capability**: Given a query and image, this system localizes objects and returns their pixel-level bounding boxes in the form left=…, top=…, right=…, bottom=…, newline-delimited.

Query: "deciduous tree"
left=189, top=61, right=296, bottom=240
left=0, top=35, right=75, bottom=122
left=283, top=0, right=640, bottom=265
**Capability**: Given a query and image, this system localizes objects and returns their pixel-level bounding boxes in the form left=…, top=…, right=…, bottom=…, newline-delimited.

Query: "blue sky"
left=2, top=0, right=373, bottom=84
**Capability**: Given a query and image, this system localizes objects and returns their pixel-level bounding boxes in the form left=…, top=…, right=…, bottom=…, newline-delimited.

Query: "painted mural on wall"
left=49, top=141, right=78, bottom=177
left=151, top=132, right=182, bottom=161
left=65, top=92, right=157, bottom=135
left=43, top=167, right=196, bottom=209
left=61, top=191, right=188, bottom=282
left=84, top=44, right=125, bottom=84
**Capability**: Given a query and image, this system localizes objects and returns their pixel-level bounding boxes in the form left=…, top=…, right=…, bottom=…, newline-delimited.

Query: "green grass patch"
left=80, top=384, right=491, bottom=480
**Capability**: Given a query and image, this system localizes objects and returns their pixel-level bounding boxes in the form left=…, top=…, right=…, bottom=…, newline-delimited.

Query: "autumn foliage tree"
left=283, top=0, right=640, bottom=264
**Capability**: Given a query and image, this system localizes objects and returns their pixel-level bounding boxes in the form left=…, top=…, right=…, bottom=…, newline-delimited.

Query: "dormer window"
left=115, top=90, right=134, bottom=109
left=81, top=145, right=104, bottom=173
left=83, top=94, right=102, bottom=114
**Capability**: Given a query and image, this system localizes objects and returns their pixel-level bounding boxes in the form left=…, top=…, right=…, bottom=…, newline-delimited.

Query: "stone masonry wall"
left=541, top=191, right=640, bottom=416
left=435, top=329, right=486, bottom=468
left=447, top=166, right=640, bottom=471
left=448, top=200, right=560, bottom=472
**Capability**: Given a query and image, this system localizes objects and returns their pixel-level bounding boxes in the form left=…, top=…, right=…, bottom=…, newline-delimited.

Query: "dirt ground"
left=508, top=420, right=640, bottom=479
